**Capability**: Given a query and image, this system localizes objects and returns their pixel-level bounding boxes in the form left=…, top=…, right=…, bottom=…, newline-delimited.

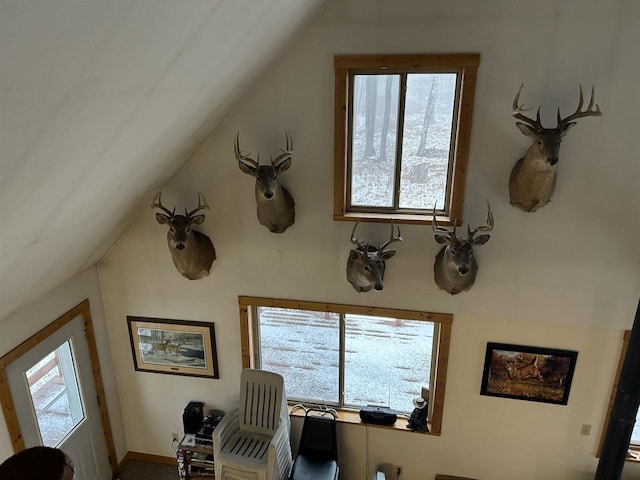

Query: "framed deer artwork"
left=480, top=342, right=577, bottom=405
left=127, top=316, right=219, bottom=378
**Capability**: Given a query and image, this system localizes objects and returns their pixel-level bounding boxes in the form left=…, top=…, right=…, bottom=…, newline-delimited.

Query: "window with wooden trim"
left=334, top=54, right=479, bottom=225
left=238, top=296, right=452, bottom=434
left=598, top=330, right=640, bottom=461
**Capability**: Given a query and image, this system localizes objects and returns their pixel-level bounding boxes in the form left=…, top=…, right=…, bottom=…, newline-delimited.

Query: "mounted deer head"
left=235, top=131, right=295, bottom=233
left=432, top=203, right=493, bottom=295
left=509, top=84, right=602, bottom=212
left=152, top=192, right=216, bottom=280
left=346, top=222, right=402, bottom=293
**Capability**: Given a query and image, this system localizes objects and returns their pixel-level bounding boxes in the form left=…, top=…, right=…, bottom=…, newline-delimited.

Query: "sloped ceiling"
left=0, top=0, right=325, bottom=323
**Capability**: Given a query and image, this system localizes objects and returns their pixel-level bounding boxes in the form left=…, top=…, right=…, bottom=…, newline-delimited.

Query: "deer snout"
left=176, top=243, right=186, bottom=251
left=263, top=191, right=274, bottom=200
left=547, top=157, right=558, bottom=166
left=458, top=265, right=469, bottom=275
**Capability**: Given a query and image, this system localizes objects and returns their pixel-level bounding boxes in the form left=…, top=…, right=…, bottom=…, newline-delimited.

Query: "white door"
left=6, top=313, right=111, bottom=480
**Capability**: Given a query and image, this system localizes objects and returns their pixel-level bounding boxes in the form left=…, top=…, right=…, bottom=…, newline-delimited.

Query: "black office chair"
left=290, top=409, right=339, bottom=480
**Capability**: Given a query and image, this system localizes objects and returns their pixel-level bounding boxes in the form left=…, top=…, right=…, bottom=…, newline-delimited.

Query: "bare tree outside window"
left=399, top=73, right=456, bottom=210
left=351, top=75, right=398, bottom=207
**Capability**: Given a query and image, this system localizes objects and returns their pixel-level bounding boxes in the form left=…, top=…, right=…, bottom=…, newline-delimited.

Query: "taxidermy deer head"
left=347, top=222, right=402, bottom=293
left=234, top=131, right=295, bottom=233
left=432, top=203, right=493, bottom=295
left=152, top=192, right=216, bottom=280
left=509, top=84, right=602, bottom=212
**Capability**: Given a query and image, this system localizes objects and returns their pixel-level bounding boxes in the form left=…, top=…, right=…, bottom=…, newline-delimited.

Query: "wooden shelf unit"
left=177, top=435, right=214, bottom=479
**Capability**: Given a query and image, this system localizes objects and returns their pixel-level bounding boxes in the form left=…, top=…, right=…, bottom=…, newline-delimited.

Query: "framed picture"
left=480, top=342, right=577, bottom=405
left=127, top=316, right=219, bottom=378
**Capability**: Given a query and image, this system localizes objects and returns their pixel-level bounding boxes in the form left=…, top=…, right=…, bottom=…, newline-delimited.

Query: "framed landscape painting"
left=480, top=342, right=577, bottom=405
left=127, top=316, right=219, bottom=378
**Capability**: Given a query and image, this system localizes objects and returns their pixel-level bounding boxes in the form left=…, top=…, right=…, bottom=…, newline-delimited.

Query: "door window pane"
left=25, top=339, right=85, bottom=447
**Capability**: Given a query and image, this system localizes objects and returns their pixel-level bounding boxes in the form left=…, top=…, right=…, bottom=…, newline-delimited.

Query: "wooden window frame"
left=238, top=296, right=452, bottom=435
left=333, top=53, right=480, bottom=226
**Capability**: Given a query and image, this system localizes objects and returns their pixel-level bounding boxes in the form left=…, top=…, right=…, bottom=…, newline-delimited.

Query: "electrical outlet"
left=580, top=424, right=591, bottom=436
left=171, top=431, right=180, bottom=442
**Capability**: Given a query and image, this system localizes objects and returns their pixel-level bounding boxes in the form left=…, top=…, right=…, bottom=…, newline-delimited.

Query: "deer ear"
left=434, top=234, right=450, bottom=245
left=238, top=161, right=257, bottom=176
left=349, top=250, right=363, bottom=261
left=516, top=122, right=537, bottom=138
left=472, top=234, right=491, bottom=245
left=380, top=249, right=396, bottom=260
left=560, top=121, right=577, bottom=137
left=274, top=157, right=291, bottom=174
left=156, top=213, right=170, bottom=224
left=190, top=215, right=206, bottom=226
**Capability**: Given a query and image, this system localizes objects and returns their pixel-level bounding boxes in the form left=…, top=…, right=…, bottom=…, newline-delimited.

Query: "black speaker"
left=359, top=405, right=397, bottom=426
left=183, top=401, right=204, bottom=434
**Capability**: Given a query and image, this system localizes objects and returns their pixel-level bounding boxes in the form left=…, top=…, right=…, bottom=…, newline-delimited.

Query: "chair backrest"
left=297, top=409, right=337, bottom=461
left=239, top=368, right=286, bottom=435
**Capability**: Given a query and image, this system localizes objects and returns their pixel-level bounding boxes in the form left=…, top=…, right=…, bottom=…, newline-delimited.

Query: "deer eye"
left=537, top=140, right=543, bottom=146
left=256, top=177, right=262, bottom=183
left=272, top=175, right=277, bottom=181
left=364, top=265, right=371, bottom=272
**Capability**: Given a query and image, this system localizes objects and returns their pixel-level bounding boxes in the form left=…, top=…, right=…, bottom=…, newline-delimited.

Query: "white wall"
left=0, top=267, right=127, bottom=464
left=98, top=0, right=640, bottom=478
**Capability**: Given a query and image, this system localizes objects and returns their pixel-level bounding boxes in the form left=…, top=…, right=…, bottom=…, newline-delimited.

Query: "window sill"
left=626, top=449, right=640, bottom=463
left=333, top=211, right=457, bottom=227
left=288, top=405, right=439, bottom=436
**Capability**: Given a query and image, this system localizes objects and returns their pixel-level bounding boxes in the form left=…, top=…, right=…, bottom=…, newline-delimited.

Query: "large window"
left=334, top=54, right=479, bottom=226
left=238, top=296, right=452, bottom=434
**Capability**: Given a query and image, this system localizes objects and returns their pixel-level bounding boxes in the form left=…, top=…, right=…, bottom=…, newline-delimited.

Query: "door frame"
left=0, top=299, right=117, bottom=476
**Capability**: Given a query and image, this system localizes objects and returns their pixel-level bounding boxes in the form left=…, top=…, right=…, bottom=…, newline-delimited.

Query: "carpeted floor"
left=117, top=459, right=179, bottom=480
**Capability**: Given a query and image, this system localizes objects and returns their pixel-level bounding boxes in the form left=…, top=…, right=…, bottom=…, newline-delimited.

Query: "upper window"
left=334, top=54, right=480, bottom=225
left=238, top=296, right=452, bottom=434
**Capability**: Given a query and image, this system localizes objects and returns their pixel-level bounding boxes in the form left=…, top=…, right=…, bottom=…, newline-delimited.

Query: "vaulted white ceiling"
left=0, top=0, right=325, bottom=322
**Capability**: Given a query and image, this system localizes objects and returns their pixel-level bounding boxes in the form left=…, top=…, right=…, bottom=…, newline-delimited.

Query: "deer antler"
left=151, top=192, right=175, bottom=217
left=186, top=192, right=210, bottom=217
left=432, top=206, right=458, bottom=241
left=379, top=221, right=403, bottom=252
left=467, top=201, right=494, bottom=240
left=557, top=85, right=602, bottom=127
left=512, top=83, right=542, bottom=129
left=271, top=130, right=293, bottom=167
left=350, top=222, right=368, bottom=249
left=234, top=132, right=260, bottom=168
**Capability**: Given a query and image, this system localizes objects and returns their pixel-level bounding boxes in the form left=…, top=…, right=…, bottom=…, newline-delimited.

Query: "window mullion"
left=393, top=74, right=407, bottom=210
left=251, top=305, right=261, bottom=369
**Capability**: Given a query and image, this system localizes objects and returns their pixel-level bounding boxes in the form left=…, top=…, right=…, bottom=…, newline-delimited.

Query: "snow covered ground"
left=258, top=307, right=433, bottom=414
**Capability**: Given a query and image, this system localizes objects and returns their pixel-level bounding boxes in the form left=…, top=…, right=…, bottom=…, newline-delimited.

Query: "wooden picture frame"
left=127, top=316, right=219, bottom=378
left=480, top=342, right=577, bottom=405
